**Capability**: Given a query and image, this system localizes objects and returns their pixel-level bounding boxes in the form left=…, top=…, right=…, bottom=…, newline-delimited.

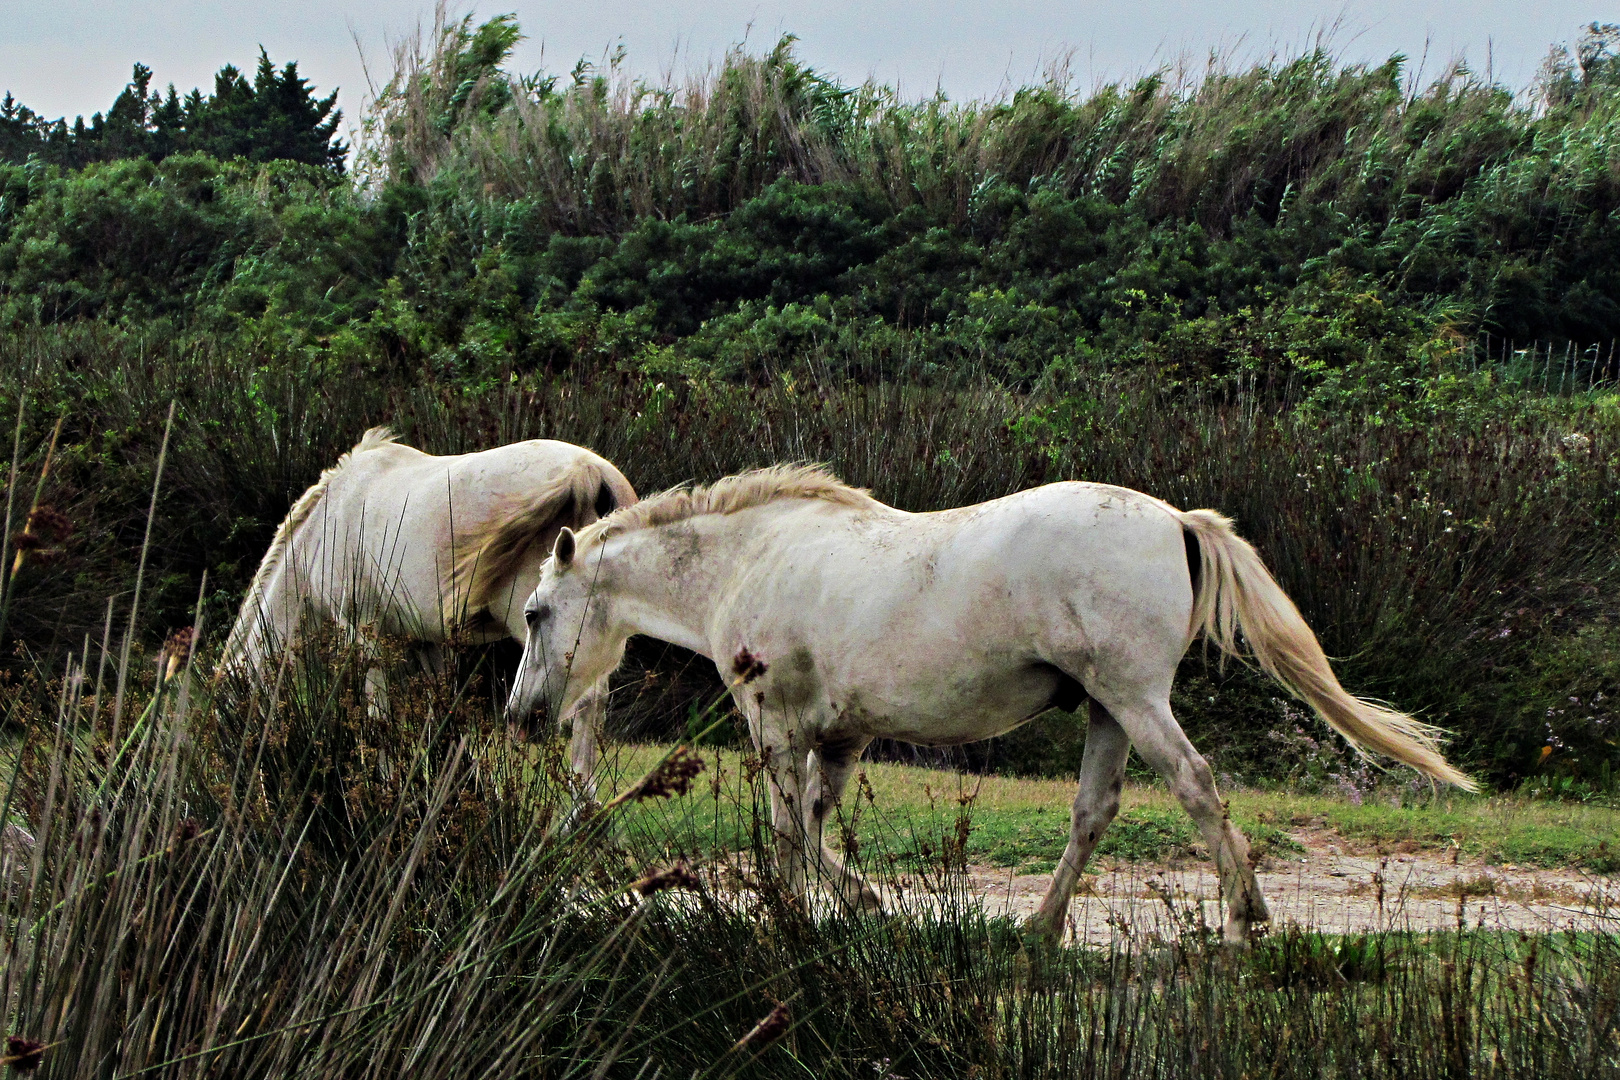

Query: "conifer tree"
left=0, top=51, right=347, bottom=170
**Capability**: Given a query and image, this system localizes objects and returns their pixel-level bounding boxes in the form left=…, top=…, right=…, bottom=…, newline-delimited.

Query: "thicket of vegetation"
left=2, top=15, right=1619, bottom=788
left=2, top=612, right=1618, bottom=1077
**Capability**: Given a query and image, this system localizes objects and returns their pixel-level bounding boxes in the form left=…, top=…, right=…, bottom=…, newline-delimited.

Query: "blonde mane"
left=222, top=426, right=399, bottom=662
left=576, top=463, right=880, bottom=551
left=444, top=457, right=627, bottom=625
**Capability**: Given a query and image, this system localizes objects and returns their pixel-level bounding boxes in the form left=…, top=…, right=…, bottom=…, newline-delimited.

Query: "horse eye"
left=526, top=605, right=551, bottom=627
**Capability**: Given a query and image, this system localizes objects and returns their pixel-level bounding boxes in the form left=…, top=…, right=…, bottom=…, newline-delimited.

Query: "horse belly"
left=827, top=657, right=1067, bottom=747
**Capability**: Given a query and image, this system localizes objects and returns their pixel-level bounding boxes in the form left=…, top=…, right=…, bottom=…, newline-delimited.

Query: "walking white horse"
left=222, top=427, right=638, bottom=795
left=504, top=464, right=1474, bottom=943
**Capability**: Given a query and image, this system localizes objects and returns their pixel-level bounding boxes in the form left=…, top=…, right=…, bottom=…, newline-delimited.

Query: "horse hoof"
left=1223, top=917, right=1268, bottom=948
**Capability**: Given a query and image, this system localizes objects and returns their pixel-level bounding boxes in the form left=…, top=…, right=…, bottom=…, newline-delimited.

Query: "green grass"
left=601, top=743, right=1620, bottom=874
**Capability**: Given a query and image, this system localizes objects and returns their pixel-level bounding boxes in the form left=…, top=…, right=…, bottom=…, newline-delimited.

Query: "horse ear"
left=553, top=527, right=576, bottom=568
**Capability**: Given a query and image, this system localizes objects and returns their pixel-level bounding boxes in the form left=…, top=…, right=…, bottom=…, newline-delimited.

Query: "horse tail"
left=1179, top=507, right=1476, bottom=791
left=219, top=427, right=400, bottom=674
left=443, top=455, right=638, bottom=629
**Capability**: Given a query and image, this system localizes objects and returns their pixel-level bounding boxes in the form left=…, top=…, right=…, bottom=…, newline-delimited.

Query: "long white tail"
left=1180, top=508, right=1477, bottom=791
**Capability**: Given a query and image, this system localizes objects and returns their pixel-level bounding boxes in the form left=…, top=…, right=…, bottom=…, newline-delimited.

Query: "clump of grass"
left=0, top=626, right=678, bottom=1076
left=370, top=6, right=1609, bottom=246
left=6, top=622, right=1620, bottom=1075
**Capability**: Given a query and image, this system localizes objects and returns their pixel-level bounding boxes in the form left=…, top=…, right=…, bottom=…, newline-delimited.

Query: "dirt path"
left=955, top=829, right=1619, bottom=944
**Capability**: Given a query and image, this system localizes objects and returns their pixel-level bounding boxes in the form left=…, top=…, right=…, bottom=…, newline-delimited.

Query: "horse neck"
left=602, top=521, right=734, bottom=659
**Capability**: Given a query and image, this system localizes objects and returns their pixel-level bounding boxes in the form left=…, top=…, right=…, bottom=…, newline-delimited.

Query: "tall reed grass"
left=366, top=6, right=1619, bottom=245
left=4, top=599, right=1620, bottom=1076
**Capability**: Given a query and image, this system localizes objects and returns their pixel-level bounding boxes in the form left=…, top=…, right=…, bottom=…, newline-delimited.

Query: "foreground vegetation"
left=3, top=629, right=1620, bottom=1077
left=3, top=14, right=1620, bottom=1078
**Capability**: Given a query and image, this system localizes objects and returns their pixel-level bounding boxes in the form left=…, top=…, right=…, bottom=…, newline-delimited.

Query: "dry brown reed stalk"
left=0, top=397, right=24, bottom=616
left=0, top=414, right=66, bottom=646
left=731, top=1000, right=791, bottom=1054
left=110, top=401, right=175, bottom=734
left=8, top=417, right=64, bottom=577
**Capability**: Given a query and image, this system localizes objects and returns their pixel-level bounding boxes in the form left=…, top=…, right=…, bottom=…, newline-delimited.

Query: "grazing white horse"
left=221, top=427, right=638, bottom=793
left=504, top=464, right=1474, bottom=943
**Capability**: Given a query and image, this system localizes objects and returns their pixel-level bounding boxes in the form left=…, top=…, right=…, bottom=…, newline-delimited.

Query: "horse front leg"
left=1026, top=699, right=1131, bottom=945
left=534, top=676, right=612, bottom=837
left=563, top=675, right=610, bottom=803
left=804, top=738, right=882, bottom=912
left=355, top=632, right=392, bottom=780
left=757, top=725, right=812, bottom=901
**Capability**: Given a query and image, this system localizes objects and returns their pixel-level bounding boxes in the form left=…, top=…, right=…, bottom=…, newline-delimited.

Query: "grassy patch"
left=601, top=744, right=1620, bottom=874
left=1254, top=790, right=1620, bottom=871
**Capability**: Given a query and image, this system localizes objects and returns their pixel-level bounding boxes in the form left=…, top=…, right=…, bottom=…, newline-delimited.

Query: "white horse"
left=504, top=464, right=1473, bottom=943
left=221, top=427, right=638, bottom=794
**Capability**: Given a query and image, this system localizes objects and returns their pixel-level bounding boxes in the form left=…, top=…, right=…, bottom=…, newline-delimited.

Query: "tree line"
left=1, top=50, right=346, bottom=171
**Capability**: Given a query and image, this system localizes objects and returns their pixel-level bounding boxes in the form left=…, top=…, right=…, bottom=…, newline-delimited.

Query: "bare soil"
left=949, top=827, right=1620, bottom=944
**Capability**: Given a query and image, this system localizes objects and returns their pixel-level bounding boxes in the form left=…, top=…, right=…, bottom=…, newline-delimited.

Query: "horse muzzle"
left=503, top=673, right=556, bottom=732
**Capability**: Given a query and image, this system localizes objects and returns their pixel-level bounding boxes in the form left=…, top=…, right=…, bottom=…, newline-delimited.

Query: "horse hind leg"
left=1025, top=699, right=1131, bottom=945
left=1098, top=691, right=1269, bottom=944
left=804, top=737, right=882, bottom=912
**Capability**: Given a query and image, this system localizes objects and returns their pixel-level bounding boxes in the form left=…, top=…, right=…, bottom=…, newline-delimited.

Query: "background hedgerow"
left=0, top=322, right=1616, bottom=787
left=4, top=19, right=1620, bottom=365
left=1, top=16, right=1619, bottom=789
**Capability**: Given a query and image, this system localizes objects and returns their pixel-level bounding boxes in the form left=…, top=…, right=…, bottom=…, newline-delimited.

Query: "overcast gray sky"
left=0, top=1, right=1609, bottom=136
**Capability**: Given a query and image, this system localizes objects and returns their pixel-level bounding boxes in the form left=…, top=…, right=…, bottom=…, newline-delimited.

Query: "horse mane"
left=576, top=463, right=879, bottom=552
left=221, top=426, right=399, bottom=663
left=443, top=457, right=628, bottom=626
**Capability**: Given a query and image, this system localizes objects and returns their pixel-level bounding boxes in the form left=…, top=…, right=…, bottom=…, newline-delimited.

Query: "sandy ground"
left=947, top=827, right=1620, bottom=944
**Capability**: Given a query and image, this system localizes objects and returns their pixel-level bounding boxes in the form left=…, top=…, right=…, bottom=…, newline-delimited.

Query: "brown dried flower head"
left=171, top=817, right=202, bottom=851
left=27, top=506, right=72, bottom=544
left=626, top=745, right=705, bottom=801
left=733, top=1002, right=791, bottom=1052
left=3, top=1035, right=46, bottom=1072
left=10, top=506, right=74, bottom=570
left=632, top=862, right=702, bottom=896
left=159, top=626, right=196, bottom=681
left=731, top=647, right=768, bottom=684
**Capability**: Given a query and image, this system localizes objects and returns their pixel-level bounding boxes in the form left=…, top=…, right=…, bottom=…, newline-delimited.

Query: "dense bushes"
left=0, top=155, right=404, bottom=326
left=3, top=23, right=1620, bottom=377
left=1, top=20, right=1619, bottom=789
left=0, top=325, right=1616, bottom=787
